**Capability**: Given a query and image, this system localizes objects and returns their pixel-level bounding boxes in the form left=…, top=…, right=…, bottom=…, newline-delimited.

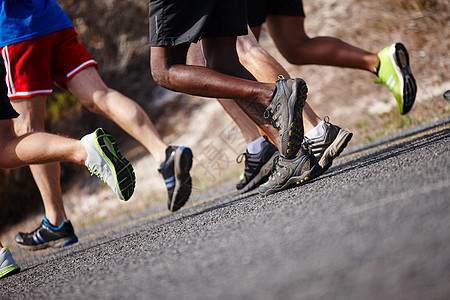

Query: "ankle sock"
left=305, top=121, right=325, bottom=139
left=43, top=215, right=67, bottom=231
left=246, top=137, right=266, bottom=154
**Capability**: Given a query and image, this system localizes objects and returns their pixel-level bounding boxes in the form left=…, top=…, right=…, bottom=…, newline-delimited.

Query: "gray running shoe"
left=264, top=77, right=307, bottom=159
left=304, top=119, right=353, bottom=173
left=236, top=136, right=279, bottom=193
left=258, top=146, right=323, bottom=196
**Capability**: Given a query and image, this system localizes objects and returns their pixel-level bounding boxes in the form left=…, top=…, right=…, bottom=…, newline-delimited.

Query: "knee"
left=79, top=89, right=109, bottom=114
left=278, top=35, right=311, bottom=64
left=14, top=122, right=41, bottom=136
left=150, top=63, right=170, bottom=88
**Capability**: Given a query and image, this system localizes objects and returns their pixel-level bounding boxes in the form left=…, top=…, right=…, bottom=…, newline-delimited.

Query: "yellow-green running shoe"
left=375, top=43, right=417, bottom=114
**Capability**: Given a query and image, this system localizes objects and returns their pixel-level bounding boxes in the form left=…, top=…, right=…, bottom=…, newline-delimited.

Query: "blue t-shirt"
left=0, top=0, right=73, bottom=48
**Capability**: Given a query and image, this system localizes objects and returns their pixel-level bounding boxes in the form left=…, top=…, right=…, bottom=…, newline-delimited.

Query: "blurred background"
left=1, top=0, right=449, bottom=246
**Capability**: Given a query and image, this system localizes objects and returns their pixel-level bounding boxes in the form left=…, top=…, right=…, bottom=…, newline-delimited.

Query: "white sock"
left=246, top=136, right=266, bottom=154
left=305, top=121, right=325, bottom=139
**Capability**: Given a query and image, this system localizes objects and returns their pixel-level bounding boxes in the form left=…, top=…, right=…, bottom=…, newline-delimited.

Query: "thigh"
left=202, top=36, right=240, bottom=73
left=265, top=15, right=308, bottom=51
left=65, top=66, right=107, bottom=104
left=10, top=95, right=47, bottom=134
left=187, top=43, right=206, bottom=67
left=150, top=43, right=190, bottom=71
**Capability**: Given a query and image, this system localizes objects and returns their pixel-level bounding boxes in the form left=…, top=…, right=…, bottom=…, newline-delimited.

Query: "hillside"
left=1, top=0, right=449, bottom=245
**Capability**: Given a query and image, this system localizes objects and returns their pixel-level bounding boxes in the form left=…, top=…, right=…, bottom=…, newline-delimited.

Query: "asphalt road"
left=1, top=117, right=449, bottom=300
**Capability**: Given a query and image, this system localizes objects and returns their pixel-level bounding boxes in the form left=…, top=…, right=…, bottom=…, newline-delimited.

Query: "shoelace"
left=268, top=156, right=282, bottom=181
left=87, top=164, right=109, bottom=184
left=236, top=152, right=246, bottom=164
left=264, top=75, right=286, bottom=131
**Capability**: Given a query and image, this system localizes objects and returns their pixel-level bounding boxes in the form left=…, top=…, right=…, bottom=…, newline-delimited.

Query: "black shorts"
left=246, top=0, right=305, bottom=27
left=0, top=65, right=19, bottom=120
left=149, top=0, right=248, bottom=46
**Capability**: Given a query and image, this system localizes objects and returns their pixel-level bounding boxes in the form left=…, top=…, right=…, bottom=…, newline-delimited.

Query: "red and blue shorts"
left=1, top=27, right=98, bottom=100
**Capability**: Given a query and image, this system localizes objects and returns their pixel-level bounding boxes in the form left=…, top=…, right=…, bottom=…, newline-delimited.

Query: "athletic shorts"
left=1, top=27, right=98, bottom=100
left=0, top=65, right=19, bottom=119
left=246, top=0, right=305, bottom=27
left=149, top=0, right=248, bottom=46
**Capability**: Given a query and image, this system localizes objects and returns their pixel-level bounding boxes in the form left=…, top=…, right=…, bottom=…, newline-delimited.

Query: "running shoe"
left=236, top=136, right=279, bottom=193
left=0, top=248, right=20, bottom=279
left=375, top=43, right=417, bottom=114
left=15, top=216, right=78, bottom=250
left=304, top=118, right=353, bottom=173
left=158, top=146, right=193, bottom=212
left=81, top=128, right=136, bottom=201
left=258, top=146, right=323, bottom=196
left=264, top=77, right=307, bottom=158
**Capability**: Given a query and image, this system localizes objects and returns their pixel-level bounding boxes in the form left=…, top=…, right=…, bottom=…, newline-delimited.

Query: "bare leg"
left=11, top=96, right=67, bottom=226
left=237, top=31, right=321, bottom=133
left=187, top=43, right=263, bottom=144
left=0, top=119, right=86, bottom=169
left=66, top=66, right=167, bottom=165
left=150, top=41, right=279, bottom=144
left=264, top=16, right=379, bottom=72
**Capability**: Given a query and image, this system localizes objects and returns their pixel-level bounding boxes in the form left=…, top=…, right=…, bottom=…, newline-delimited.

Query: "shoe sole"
left=394, top=43, right=417, bottom=114
left=282, top=79, right=307, bottom=158
left=17, top=235, right=78, bottom=251
left=259, top=155, right=323, bottom=196
left=319, top=129, right=353, bottom=173
left=96, top=129, right=136, bottom=201
left=238, top=151, right=279, bottom=194
left=0, top=265, right=20, bottom=278
left=170, top=147, right=193, bottom=212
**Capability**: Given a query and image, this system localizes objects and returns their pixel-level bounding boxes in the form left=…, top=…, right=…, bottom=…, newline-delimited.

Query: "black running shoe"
left=304, top=118, right=353, bottom=173
left=264, top=77, right=307, bottom=158
left=258, top=146, right=323, bottom=196
left=15, top=216, right=78, bottom=250
left=236, top=136, right=279, bottom=193
left=158, top=146, right=193, bottom=212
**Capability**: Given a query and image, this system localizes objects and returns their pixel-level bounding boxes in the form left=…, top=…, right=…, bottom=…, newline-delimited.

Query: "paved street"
left=1, top=117, right=449, bottom=300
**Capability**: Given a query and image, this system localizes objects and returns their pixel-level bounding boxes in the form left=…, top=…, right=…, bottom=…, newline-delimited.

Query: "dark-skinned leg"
left=150, top=41, right=278, bottom=145
left=201, top=36, right=280, bottom=146
left=264, top=15, right=378, bottom=72
left=237, top=31, right=321, bottom=134
left=187, top=42, right=264, bottom=145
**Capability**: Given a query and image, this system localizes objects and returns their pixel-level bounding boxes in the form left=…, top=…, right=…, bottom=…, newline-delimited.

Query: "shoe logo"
left=386, top=74, right=396, bottom=91
left=165, top=176, right=175, bottom=188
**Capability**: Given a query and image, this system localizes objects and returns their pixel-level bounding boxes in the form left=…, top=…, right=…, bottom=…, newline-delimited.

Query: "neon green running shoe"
left=81, top=128, right=136, bottom=201
left=375, top=43, right=417, bottom=114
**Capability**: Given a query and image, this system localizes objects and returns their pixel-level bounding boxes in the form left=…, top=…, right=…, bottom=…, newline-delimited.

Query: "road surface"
left=1, top=116, right=449, bottom=300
